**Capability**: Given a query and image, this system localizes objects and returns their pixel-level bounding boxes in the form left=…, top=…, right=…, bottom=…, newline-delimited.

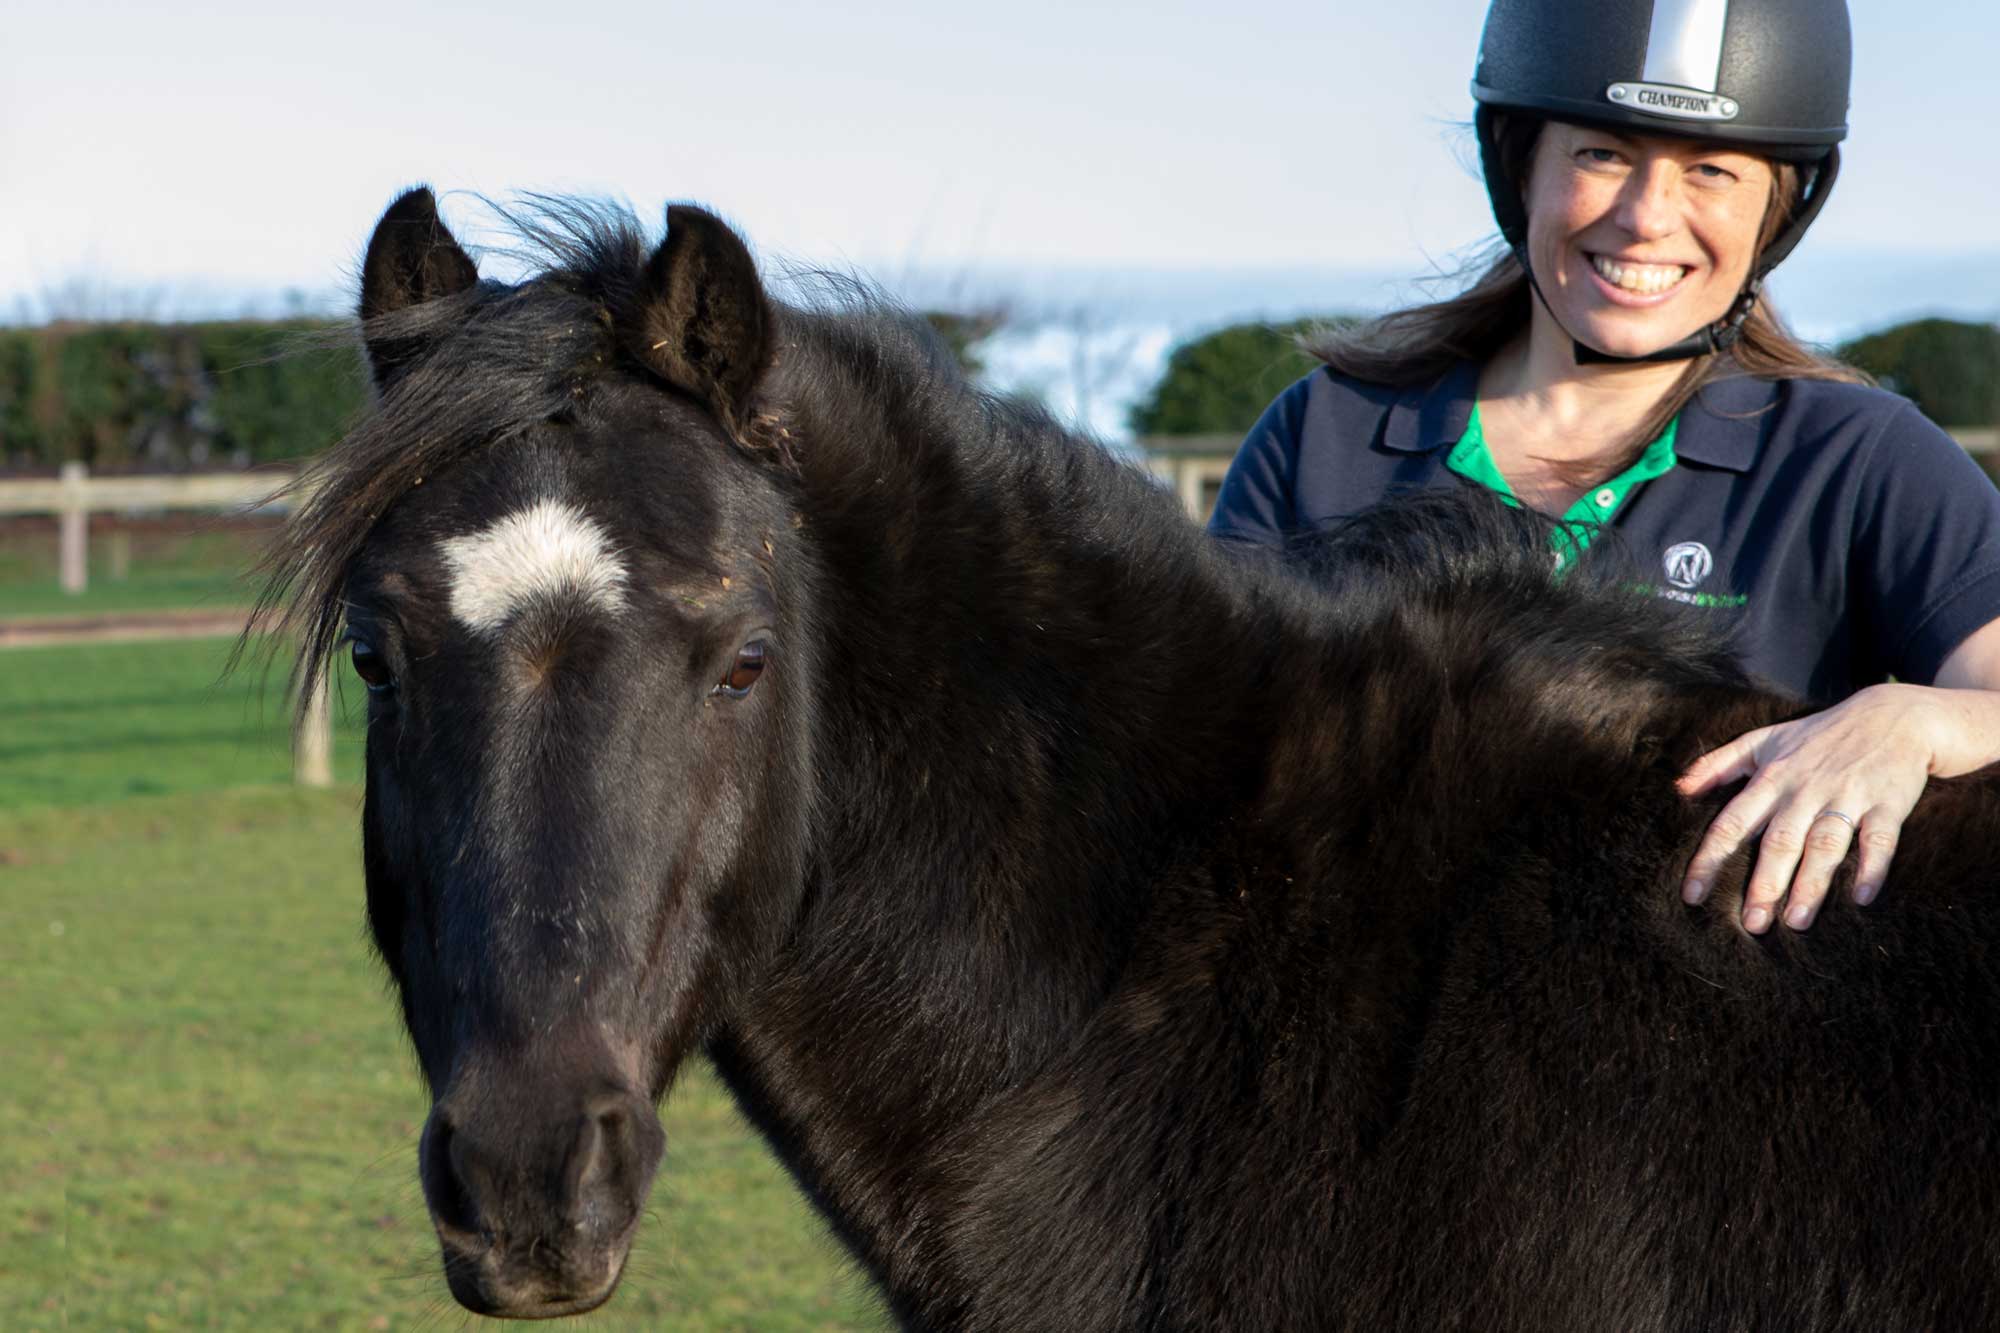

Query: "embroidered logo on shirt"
left=1663, top=541, right=1713, bottom=589
left=1650, top=540, right=1748, bottom=609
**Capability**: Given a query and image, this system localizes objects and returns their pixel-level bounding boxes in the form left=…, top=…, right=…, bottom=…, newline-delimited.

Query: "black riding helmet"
left=1471, top=0, right=1852, bottom=364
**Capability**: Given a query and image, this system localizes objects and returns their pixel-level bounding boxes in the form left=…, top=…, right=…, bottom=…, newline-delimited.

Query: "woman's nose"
left=1614, top=160, right=1683, bottom=241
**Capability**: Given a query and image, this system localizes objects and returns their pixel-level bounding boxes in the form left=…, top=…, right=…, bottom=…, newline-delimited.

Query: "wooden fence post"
left=1175, top=460, right=1205, bottom=522
left=294, top=666, right=333, bottom=788
left=58, top=461, right=88, bottom=594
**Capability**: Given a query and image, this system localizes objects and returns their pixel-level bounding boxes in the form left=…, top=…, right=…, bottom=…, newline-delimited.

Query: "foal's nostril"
left=420, top=1083, right=663, bottom=1284
left=419, top=1108, right=481, bottom=1238
left=559, top=1090, right=663, bottom=1238
left=560, top=1107, right=608, bottom=1221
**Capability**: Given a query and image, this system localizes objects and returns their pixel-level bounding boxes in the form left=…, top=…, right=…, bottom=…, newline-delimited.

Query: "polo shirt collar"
left=1382, top=361, right=1479, bottom=455
left=1674, top=373, right=1781, bottom=473
left=1383, top=361, right=1780, bottom=474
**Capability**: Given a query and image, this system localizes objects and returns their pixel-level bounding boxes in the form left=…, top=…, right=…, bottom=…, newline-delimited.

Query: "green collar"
left=1445, top=404, right=1679, bottom=569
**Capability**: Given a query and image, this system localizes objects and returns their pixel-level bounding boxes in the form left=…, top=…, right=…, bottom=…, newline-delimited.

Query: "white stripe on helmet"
left=1641, top=0, right=1731, bottom=93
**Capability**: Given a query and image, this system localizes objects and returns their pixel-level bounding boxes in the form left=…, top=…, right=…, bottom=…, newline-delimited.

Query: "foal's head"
left=284, top=191, right=818, bottom=1316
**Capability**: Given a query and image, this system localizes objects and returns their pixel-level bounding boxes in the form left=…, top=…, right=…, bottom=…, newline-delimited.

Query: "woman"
left=1209, top=0, right=2000, bottom=935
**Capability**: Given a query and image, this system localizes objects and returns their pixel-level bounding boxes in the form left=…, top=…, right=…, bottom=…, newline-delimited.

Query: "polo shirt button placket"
left=1594, top=488, right=1617, bottom=511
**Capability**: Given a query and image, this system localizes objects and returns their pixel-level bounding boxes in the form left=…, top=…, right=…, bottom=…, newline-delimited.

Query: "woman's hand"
left=1678, top=682, right=2000, bottom=932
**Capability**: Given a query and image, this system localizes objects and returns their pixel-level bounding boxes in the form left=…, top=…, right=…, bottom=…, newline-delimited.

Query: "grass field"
left=0, top=525, right=265, bottom=620
left=3, top=630, right=890, bottom=1330
left=1, top=636, right=365, bottom=809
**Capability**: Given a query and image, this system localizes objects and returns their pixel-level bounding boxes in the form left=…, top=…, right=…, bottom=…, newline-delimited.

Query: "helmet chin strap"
left=1570, top=276, right=1761, bottom=365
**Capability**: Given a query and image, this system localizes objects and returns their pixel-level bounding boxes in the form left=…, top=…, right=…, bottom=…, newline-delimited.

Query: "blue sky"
left=4, top=1, right=1996, bottom=323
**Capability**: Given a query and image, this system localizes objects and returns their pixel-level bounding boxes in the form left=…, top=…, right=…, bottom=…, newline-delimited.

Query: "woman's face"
left=1522, top=121, right=1774, bottom=359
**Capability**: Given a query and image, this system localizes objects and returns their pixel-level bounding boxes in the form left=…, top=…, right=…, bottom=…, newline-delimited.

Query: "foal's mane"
left=253, top=192, right=1731, bottom=760
left=249, top=197, right=1005, bottom=721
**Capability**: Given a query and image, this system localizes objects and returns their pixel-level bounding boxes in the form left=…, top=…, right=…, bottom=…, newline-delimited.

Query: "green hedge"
left=0, top=322, right=367, bottom=470
left=1836, top=318, right=2000, bottom=429
left=0, top=310, right=1001, bottom=472
left=18, top=310, right=1986, bottom=469
left=1128, top=318, right=1351, bottom=438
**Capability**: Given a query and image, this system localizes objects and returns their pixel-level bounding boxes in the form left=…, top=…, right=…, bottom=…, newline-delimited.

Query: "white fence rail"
left=0, top=463, right=293, bottom=593
left=0, top=464, right=327, bottom=784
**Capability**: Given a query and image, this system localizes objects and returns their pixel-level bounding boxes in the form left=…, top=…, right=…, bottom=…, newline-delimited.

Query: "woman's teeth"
left=1590, top=255, right=1688, bottom=294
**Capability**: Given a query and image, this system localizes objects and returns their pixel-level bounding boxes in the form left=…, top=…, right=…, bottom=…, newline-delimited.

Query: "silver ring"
left=1814, top=809, right=1858, bottom=832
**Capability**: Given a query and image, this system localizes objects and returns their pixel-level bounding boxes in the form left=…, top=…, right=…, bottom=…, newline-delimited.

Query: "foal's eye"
left=714, top=640, right=767, bottom=698
left=351, top=641, right=395, bottom=693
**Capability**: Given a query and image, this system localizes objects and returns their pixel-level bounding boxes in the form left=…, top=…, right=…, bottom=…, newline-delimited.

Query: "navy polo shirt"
left=1209, top=362, right=2000, bottom=702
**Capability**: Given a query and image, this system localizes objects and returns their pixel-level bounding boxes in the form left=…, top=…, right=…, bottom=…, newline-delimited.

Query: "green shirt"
left=1445, top=404, right=1679, bottom=570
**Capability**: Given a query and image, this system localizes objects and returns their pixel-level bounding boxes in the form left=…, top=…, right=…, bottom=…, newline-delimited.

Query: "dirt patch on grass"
left=0, top=607, right=269, bottom=649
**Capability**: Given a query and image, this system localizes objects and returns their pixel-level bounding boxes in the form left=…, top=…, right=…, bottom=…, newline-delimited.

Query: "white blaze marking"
left=440, top=499, right=629, bottom=632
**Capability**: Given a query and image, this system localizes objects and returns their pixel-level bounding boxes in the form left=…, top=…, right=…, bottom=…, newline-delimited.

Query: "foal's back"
left=928, top=547, right=2000, bottom=1331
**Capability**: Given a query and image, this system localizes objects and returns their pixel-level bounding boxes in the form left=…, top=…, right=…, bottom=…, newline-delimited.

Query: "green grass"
left=2, top=787, right=888, bottom=1331
left=0, top=529, right=265, bottom=620
left=0, top=567, right=254, bottom=619
left=0, top=636, right=364, bottom=810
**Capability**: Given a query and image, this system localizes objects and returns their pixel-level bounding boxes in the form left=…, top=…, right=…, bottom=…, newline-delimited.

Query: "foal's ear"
left=628, top=205, right=771, bottom=441
left=358, top=187, right=480, bottom=389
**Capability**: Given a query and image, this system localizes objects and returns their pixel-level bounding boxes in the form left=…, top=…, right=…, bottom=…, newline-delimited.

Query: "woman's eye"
left=715, top=640, right=767, bottom=698
left=1691, top=163, right=1737, bottom=183
left=351, top=641, right=395, bottom=693
left=1579, top=147, right=1622, bottom=166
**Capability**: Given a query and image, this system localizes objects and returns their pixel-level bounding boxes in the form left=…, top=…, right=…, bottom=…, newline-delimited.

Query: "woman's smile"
left=1584, top=252, right=1693, bottom=303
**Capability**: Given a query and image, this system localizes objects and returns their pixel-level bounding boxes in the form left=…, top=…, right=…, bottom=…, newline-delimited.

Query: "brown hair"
left=1306, top=116, right=1868, bottom=482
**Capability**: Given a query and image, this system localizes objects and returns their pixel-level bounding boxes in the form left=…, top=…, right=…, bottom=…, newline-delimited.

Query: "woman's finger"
left=1678, top=730, right=1768, bottom=797
left=1780, top=806, right=1860, bottom=930
left=1681, top=785, right=1777, bottom=906
left=1851, top=810, right=1902, bottom=907
left=1741, top=804, right=1816, bottom=933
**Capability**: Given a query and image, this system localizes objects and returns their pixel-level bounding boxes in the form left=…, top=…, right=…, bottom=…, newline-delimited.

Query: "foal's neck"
left=731, top=319, right=1301, bottom=1100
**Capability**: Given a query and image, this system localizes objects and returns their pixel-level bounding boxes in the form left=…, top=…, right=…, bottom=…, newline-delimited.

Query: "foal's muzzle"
left=419, top=1082, right=664, bottom=1318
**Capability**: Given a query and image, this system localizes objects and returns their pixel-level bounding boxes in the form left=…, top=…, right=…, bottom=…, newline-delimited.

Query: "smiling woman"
left=1211, top=0, right=2000, bottom=942
left=1524, top=123, right=1773, bottom=362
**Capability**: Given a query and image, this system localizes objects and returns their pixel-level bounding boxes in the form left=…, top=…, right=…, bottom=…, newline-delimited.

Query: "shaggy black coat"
left=271, top=192, right=2000, bottom=1331
left=722, top=329, right=2000, bottom=1332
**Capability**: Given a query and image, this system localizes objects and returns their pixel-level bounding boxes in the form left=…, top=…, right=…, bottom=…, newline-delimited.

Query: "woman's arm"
left=1678, top=617, right=2000, bottom=932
